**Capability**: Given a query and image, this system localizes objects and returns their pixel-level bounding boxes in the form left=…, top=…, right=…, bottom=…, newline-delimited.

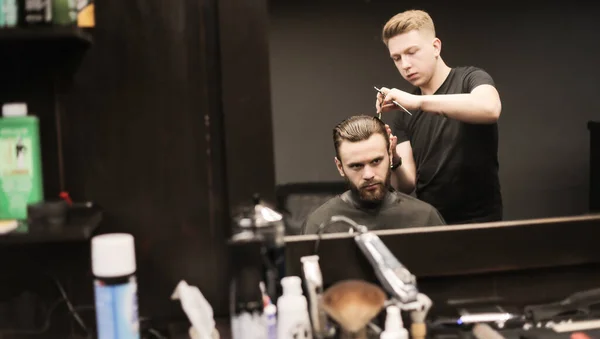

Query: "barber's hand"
left=376, top=87, right=395, bottom=113
left=377, top=87, right=422, bottom=113
left=385, top=124, right=400, bottom=162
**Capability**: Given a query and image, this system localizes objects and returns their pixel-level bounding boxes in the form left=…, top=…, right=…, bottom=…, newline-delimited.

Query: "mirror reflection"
left=267, top=1, right=600, bottom=235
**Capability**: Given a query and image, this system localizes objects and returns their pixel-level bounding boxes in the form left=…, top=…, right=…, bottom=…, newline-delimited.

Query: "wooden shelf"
left=0, top=26, right=93, bottom=79
left=0, top=26, right=92, bottom=45
left=0, top=206, right=102, bottom=244
left=0, top=28, right=98, bottom=244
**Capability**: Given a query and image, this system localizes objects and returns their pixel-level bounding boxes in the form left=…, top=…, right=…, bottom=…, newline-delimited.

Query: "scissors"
left=374, top=86, right=413, bottom=117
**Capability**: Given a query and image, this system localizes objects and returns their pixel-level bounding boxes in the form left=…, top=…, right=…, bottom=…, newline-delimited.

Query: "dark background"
left=0, top=0, right=599, bottom=335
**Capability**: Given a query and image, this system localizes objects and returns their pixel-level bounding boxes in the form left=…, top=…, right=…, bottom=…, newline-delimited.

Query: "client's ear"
left=334, top=157, right=345, bottom=177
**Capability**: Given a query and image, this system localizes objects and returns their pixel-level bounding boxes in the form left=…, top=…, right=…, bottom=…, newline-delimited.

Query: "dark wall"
left=219, top=0, right=277, bottom=209
left=268, top=0, right=600, bottom=221
left=60, top=0, right=228, bottom=321
left=58, top=0, right=274, bottom=321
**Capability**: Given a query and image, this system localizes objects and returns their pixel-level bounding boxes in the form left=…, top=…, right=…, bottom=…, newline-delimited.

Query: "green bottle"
left=53, top=0, right=77, bottom=26
left=0, top=103, right=44, bottom=220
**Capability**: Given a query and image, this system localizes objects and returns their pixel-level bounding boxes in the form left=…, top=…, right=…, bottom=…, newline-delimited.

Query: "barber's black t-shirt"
left=392, top=66, right=502, bottom=224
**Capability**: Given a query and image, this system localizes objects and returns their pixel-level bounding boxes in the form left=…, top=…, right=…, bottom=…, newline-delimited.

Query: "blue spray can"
left=92, top=233, right=140, bottom=339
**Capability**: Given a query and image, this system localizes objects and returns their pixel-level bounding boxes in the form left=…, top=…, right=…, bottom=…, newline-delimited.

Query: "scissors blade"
left=374, top=86, right=413, bottom=116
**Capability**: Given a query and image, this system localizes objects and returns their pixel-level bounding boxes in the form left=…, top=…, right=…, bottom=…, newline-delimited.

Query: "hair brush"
left=322, top=280, right=387, bottom=338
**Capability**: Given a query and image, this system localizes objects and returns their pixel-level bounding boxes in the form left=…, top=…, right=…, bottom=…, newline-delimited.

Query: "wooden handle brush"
left=322, top=280, right=387, bottom=339
left=409, top=293, right=432, bottom=339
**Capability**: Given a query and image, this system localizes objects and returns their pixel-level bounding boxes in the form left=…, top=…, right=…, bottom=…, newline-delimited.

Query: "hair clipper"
left=354, top=231, right=419, bottom=305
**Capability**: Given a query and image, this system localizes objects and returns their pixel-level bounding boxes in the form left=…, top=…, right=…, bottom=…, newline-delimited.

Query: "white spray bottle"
left=380, top=305, right=408, bottom=339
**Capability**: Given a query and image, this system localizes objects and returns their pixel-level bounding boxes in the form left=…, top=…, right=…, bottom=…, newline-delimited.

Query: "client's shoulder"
left=389, top=191, right=446, bottom=226
left=392, top=191, right=437, bottom=211
left=392, top=191, right=433, bottom=209
left=309, top=194, right=345, bottom=217
left=302, top=194, right=347, bottom=234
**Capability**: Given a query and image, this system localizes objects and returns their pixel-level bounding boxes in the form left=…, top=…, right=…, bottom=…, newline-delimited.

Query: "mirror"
left=267, top=0, right=600, bottom=235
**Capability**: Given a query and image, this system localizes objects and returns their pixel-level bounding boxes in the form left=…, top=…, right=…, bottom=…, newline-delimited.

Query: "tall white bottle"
left=277, top=276, right=313, bottom=339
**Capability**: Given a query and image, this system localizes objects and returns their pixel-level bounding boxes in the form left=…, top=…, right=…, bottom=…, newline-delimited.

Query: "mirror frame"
left=284, top=214, right=600, bottom=281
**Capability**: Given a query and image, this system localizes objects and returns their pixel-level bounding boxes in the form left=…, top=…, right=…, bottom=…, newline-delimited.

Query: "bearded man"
left=302, top=115, right=445, bottom=235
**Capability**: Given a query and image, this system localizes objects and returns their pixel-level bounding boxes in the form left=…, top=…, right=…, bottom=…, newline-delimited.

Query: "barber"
left=376, top=9, right=503, bottom=224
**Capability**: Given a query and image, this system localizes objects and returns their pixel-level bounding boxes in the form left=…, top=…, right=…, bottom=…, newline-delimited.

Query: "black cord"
left=49, top=274, right=90, bottom=336
left=139, top=316, right=169, bottom=339
left=73, top=305, right=95, bottom=312
left=0, top=275, right=90, bottom=337
left=313, top=216, right=365, bottom=254
left=148, top=328, right=168, bottom=339
left=0, top=270, right=166, bottom=339
left=313, top=220, right=331, bottom=254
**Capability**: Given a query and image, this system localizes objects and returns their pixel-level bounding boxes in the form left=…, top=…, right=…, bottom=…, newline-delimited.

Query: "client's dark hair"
left=333, top=115, right=390, bottom=161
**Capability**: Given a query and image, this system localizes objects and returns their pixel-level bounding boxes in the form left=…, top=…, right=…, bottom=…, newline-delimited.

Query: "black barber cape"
left=302, top=190, right=445, bottom=234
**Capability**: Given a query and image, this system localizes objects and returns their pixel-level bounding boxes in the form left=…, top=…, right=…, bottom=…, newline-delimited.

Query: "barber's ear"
left=334, top=157, right=345, bottom=177
left=433, top=38, right=441, bottom=57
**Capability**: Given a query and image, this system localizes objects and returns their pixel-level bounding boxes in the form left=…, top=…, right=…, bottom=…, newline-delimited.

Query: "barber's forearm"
left=391, top=166, right=415, bottom=194
left=419, top=93, right=500, bottom=124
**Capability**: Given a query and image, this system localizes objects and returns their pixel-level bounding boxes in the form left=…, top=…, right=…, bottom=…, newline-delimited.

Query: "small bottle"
left=52, top=0, right=77, bottom=25
left=277, top=276, right=312, bottom=339
left=380, top=305, right=408, bottom=339
left=92, top=233, right=140, bottom=339
left=22, top=0, right=52, bottom=25
left=260, top=282, right=277, bottom=339
left=76, top=0, right=94, bottom=27
left=0, top=0, right=6, bottom=27
left=0, top=0, right=17, bottom=27
left=3, top=0, right=18, bottom=27
left=264, top=301, right=277, bottom=339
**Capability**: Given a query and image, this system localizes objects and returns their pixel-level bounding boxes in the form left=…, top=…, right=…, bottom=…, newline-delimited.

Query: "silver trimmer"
left=354, top=231, right=419, bottom=306
left=329, top=216, right=420, bottom=307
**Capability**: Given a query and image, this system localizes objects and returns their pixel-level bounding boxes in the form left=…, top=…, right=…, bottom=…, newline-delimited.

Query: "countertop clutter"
left=215, top=205, right=600, bottom=339
left=165, top=298, right=600, bottom=339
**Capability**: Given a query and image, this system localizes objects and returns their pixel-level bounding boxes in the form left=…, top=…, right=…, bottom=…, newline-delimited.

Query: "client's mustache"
left=360, top=181, right=383, bottom=189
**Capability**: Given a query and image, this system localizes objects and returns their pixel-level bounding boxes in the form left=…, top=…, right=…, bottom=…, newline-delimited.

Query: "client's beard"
left=346, top=167, right=391, bottom=208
